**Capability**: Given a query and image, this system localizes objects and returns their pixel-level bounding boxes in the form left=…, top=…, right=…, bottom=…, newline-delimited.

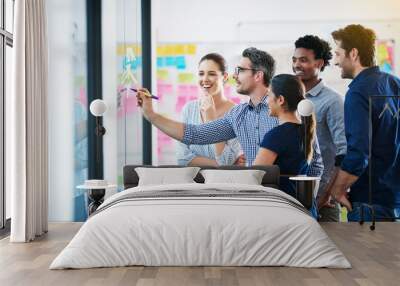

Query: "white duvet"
left=50, top=183, right=351, bottom=269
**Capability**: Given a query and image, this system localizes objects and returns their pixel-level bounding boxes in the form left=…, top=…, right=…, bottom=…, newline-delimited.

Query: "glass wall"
left=47, top=0, right=143, bottom=221
left=47, top=0, right=88, bottom=221
left=102, top=0, right=142, bottom=195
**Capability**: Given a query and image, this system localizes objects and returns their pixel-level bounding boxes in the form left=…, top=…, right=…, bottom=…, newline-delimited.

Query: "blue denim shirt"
left=341, top=66, right=400, bottom=208
left=306, top=80, right=347, bottom=197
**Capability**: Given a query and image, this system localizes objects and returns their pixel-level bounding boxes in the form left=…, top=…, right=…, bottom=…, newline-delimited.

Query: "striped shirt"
left=182, top=96, right=324, bottom=177
left=176, top=100, right=242, bottom=166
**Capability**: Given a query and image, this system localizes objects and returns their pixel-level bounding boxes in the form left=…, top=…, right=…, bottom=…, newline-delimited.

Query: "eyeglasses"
left=234, top=66, right=258, bottom=75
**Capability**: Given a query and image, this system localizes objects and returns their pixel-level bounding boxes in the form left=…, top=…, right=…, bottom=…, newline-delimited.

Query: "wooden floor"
left=0, top=222, right=399, bottom=286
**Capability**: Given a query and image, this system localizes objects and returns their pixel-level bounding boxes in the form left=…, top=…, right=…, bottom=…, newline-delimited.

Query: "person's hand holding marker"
left=130, top=88, right=159, bottom=100
left=136, top=87, right=157, bottom=121
left=136, top=87, right=185, bottom=141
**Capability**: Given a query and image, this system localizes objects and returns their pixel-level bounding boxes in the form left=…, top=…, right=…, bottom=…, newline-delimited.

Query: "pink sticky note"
left=177, top=85, right=190, bottom=98
left=157, top=83, right=174, bottom=101
left=224, top=86, right=231, bottom=98
left=117, top=94, right=138, bottom=118
left=125, top=95, right=138, bottom=114
left=79, top=87, right=87, bottom=107
left=229, top=96, right=241, bottom=104
left=158, top=130, right=173, bottom=144
left=175, top=96, right=188, bottom=113
left=189, top=85, right=199, bottom=97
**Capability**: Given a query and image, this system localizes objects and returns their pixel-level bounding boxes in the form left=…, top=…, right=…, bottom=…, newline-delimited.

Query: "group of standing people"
left=136, top=24, right=400, bottom=222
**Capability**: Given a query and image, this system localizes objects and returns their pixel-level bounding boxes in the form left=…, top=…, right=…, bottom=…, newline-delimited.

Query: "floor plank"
left=0, top=222, right=399, bottom=286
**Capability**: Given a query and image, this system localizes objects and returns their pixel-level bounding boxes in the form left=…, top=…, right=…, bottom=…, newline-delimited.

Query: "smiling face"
left=333, top=40, right=355, bottom=79
left=292, top=48, right=323, bottom=81
left=198, top=59, right=227, bottom=96
left=232, top=57, right=259, bottom=95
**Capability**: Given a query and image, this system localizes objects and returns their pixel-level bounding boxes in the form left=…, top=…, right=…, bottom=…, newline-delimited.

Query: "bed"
left=50, top=165, right=350, bottom=269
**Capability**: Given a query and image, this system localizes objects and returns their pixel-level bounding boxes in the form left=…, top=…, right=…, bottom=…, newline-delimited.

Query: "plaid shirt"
left=182, top=96, right=324, bottom=177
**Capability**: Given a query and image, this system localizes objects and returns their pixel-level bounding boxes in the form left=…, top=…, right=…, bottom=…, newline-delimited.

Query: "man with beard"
left=136, top=47, right=324, bottom=177
left=322, top=24, right=400, bottom=221
left=292, top=35, right=347, bottom=221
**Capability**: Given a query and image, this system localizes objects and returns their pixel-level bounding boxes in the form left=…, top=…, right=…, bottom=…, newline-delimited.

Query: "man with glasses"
left=137, top=47, right=324, bottom=176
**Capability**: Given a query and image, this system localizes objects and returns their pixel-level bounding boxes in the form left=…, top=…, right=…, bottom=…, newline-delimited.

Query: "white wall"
left=154, top=0, right=400, bottom=42
left=154, top=0, right=400, bottom=81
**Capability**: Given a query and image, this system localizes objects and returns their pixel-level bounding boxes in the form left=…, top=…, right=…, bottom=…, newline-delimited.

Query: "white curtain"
left=10, top=0, right=48, bottom=242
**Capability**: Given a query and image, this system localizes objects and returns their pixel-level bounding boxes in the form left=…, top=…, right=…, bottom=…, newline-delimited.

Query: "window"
left=1, top=0, right=14, bottom=232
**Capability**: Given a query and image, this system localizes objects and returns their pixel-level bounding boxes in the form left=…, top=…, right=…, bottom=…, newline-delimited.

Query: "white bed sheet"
left=50, top=183, right=351, bottom=269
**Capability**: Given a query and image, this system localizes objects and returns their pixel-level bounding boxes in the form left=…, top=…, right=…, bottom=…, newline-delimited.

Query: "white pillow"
left=135, top=167, right=200, bottom=186
left=200, top=169, right=266, bottom=185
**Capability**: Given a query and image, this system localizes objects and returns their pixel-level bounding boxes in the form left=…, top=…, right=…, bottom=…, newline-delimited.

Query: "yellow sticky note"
left=157, top=70, right=169, bottom=80
left=186, top=44, right=197, bottom=55
left=227, top=75, right=236, bottom=85
left=377, top=44, right=388, bottom=61
left=178, top=73, right=196, bottom=84
left=174, top=44, right=185, bottom=55
left=165, top=45, right=174, bottom=56
left=116, top=44, right=125, bottom=56
left=134, top=45, right=142, bottom=56
left=340, top=206, right=348, bottom=222
left=157, top=45, right=166, bottom=56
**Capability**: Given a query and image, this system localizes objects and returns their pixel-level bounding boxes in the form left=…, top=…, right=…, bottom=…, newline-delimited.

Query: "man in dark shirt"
left=321, top=24, right=400, bottom=221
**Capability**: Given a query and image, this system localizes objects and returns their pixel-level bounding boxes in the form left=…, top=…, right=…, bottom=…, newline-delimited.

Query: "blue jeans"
left=347, top=202, right=400, bottom=222
left=310, top=198, right=318, bottom=220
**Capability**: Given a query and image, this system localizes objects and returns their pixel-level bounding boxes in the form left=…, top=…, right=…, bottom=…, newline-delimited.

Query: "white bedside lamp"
left=297, top=99, right=315, bottom=159
left=287, top=99, right=319, bottom=213
left=89, top=99, right=107, bottom=166
left=82, top=99, right=110, bottom=216
left=90, top=99, right=107, bottom=136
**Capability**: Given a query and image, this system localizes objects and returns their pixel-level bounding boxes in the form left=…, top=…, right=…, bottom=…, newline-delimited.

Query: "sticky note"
left=126, top=47, right=137, bottom=61
left=229, top=97, right=241, bottom=105
left=157, top=45, right=166, bottom=56
left=177, top=85, right=190, bottom=97
left=174, top=44, right=185, bottom=55
left=157, top=69, right=169, bottom=80
left=186, top=44, right=197, bottom=55
left=157, top=57, right=165, bottom=68
left=224, top=86, right=231, bottom=97
left=175, top=96, right=189, bottom=113
left=156, top=83, right=173, bottom=101
left=177, top=73, right=196, bottom=84
left=78, top=87, right=87, bottom=107
left=189, top=85, right=199, bottom=98
left=176, top=56, right=186, bottom=70
left=165, top=45, right=174, bottom=56
left=227, top=75, right=236, bottom=85
left=166, top=56, right=176, bottom=67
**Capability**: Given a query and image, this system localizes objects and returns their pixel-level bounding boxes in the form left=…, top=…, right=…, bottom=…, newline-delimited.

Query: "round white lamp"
left=90, top=99, right=107, bottom=117
left=297, top=99, right=315, bottom=116
left=89, top=99, right=107, bottom=136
